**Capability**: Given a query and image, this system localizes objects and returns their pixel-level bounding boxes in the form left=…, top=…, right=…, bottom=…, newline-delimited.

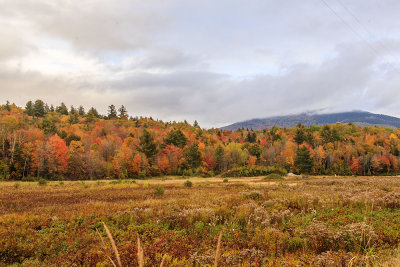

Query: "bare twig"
left=137, top=236, right=144, bottom=267
left=160, top=254, right=167, bottom=267
left=102, top=222, right=122, bottom=267
left=96, top=228, right=117, bottom=267
left=214, top=232, right=222, bottom=267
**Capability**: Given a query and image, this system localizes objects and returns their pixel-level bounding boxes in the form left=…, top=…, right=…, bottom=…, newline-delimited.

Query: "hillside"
left=221, top=111, right=400, bottom=130
left=1, top=101, right=400, bottom=180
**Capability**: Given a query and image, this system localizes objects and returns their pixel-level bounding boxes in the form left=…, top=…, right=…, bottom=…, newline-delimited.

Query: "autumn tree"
left=66, top=141, right=87, bottom=179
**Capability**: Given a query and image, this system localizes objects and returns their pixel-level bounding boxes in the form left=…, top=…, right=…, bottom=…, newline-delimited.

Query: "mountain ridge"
left=221, top=111, right=400, bottom=130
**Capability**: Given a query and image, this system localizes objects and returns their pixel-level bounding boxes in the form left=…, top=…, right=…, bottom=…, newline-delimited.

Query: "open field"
left=1, top=176, right=400, bottom=266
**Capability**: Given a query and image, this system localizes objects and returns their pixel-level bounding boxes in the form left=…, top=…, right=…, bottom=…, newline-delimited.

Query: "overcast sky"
left=1, top=0, right=400, bottom=127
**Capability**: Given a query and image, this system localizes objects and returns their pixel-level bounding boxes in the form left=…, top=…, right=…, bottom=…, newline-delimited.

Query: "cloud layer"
left=1, top=0, right=400, bottom=127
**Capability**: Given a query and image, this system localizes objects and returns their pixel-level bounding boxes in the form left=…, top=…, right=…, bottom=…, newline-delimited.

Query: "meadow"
left=1, top=176, right=400, bottom=266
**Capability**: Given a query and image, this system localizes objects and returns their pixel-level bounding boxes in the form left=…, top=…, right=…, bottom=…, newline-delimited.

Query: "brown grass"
left=103, top=222, right=122, bottom=267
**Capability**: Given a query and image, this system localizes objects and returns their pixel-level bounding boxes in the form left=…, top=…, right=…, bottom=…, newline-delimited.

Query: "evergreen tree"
left=215, top=145, right=225, bottom=173
left=139, top=129, right=158, bottom=164
left=56, top=102, right=69, bottom=115
left=183, top=142, right=202, bottom=169
left=164, top=129, right=187, bottom=148
left=294, top=124, right=306, bottom=146
left=118, top=105, right=128, bottom=119
left=87, top=107, right=99, bottom=118
left=5, top=101, right=10, bottom=111
left=33, top=99, right=46, bottom=118
left=193, top=120, right=199, bottom=128
left=25, top=101, right=33, bottom=116
left=70, top=106, right=77, bottom=114
left=69, top=112, right=79, bottom=124
left=107, top=104, right=117, bottom=119
left=78, top=105, right=85, bottom=116
left=246, top=132, right=257, bottom=143
left=294, top=147, right=314, bottom=174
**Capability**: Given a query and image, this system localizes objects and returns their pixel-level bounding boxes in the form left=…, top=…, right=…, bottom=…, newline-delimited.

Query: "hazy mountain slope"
left=221, top=111, right=400, bottom=130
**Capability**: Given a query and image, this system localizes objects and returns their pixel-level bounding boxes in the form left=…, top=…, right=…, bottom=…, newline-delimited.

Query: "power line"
left=318, top=0, right=380, bottom=56
left=335, top=0, right=398, bottom=61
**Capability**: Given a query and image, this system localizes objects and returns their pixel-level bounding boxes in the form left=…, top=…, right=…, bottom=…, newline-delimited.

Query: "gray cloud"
left=1, top=0, right=400, bottom=127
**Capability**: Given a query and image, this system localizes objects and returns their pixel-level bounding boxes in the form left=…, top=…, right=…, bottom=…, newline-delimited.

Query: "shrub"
left=154, top=186, right=165, bottom=195
left=184, top=180, right=193, bottom=187
left=37, top=178, right=48, bottom=186
left=223, top=178, right=229, bottom=183
left=243, top=191, right=263, bottom=200
left=13, top=183, right=20, bottom=189
left=263, top=173, right=284, bottom=180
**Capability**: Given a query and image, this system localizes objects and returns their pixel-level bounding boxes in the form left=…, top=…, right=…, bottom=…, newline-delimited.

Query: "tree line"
left=0, top=100, right=399, bottom=180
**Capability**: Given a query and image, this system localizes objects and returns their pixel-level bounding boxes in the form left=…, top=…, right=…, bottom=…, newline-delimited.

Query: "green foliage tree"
left=139, top=129, right=158, bottom=164
left=107, top=104, right=117, bottom=119
left=69, top=112, right=79, bottom=124
left=25, top=101, right=33, bottom=116
left=56, top=102, right=69, bottom=115
left=70, top=106, right=77, bottom=114
left=5, top=101, right=10, bottom=111
left=248, top=143, right=261, bottom=159
left=294, top=147, right=314, bottom=174
left=118, top=105, right=128, bottom=120
left=33, top=99, right=46, bottom=118
left=294, top=124, right=306, bottom=146
left=184, top=142, right=202, bottom=169
left=246, top=132, right=257, bottom=143
left=164, top=129, right=187, bottom=148
left=78, top=105, right=85, bottom=116
left=41, top=114, right=58, bottom=134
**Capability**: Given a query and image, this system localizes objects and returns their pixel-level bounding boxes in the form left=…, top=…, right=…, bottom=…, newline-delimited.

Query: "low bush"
left=184, top=180, right=193, bottom=187
left=37, top=178, right=48, bottom=186
left=263, top=173, right=284, bottom=180
left=154, top=186, right=165, bottom=195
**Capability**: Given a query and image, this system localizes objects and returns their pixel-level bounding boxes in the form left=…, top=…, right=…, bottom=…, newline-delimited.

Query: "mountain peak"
left=221, top=111, right=400, bottom=130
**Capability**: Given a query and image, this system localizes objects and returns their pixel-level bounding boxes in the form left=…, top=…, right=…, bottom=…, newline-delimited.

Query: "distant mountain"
left=221, top=111, right=400, bottom=131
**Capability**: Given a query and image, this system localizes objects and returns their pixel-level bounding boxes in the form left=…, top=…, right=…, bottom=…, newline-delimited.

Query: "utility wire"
left=335, top=0, right=399, bottom=64
left=319, top=0, right=380, bottom=56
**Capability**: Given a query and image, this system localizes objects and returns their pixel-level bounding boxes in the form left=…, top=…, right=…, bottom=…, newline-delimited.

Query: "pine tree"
left=56, top=102, right=69, bottom=115
left=118, top=105, right=128, bottom=119
left=33, top=99, right=46, bottom=118
left=294, top=147, right=314, bottom=174
left=25, top=101, right=33, bottom=116
left=107, top=104, right=117, bottom=119
left=184, top=142, right=202, bottom=169
left=139, top=129, right=158, bottom=164
left=78, top=105, right=85, bottom=116
left=164, top=129, right=187, bottom=148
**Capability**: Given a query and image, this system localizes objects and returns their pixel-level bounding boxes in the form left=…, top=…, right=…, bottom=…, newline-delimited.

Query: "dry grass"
left=2, top=176, right=400, bottom=266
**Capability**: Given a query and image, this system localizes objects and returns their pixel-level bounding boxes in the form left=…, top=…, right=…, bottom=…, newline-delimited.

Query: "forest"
left=1, top=100, right=400, bottom=181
